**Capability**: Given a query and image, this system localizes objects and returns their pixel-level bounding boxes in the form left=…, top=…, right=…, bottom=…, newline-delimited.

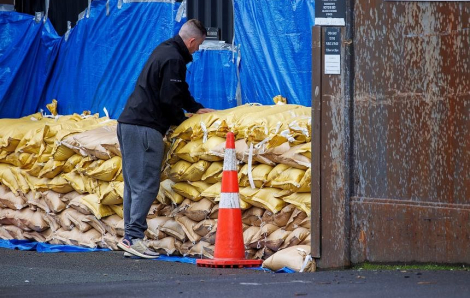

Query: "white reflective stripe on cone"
left=219, top=192, right=240, bottom=209
left=223, top=149, right=237, bottom=171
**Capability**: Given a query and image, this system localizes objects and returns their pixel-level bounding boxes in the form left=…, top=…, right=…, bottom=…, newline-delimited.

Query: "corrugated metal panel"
left=187, top=0, right=233, bottom=43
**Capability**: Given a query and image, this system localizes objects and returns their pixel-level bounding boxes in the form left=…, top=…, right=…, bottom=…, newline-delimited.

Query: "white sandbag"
left=262, top=245, right=316, bottom=272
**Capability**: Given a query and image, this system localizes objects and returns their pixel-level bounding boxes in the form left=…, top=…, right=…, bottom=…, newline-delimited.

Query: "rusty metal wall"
left=351, top=0, right=470, bottom=264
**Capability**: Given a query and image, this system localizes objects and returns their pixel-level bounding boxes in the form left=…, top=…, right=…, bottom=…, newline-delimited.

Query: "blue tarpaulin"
left=234, top=0, right=315, bottom=106
left=0, top=239, right=296, bottom=272
left=0, top=0, right=185, bottom=119
left=0, top=12, right=61, bottom=118
left=0, top=0, right=314, bottom=118
left=187, top=47, right=238, bottom=110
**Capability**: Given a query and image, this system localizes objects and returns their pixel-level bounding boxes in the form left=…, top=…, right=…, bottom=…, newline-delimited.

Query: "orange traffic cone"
left=197, top=132, right=263, bottom=268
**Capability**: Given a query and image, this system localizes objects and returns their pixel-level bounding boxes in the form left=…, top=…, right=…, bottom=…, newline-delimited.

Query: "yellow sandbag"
left=200, top=161, right=223, bottom=184
left=47, top=175, right=74, bottom=193
left=1, top=152, right=33, bottom=168
left=46, top=99, right=58, bottom=116
left=164, top=138, right=186, bottom=164
left=171, top=182, right=201, bottom=201
left=61, top=154, right=83, bottom=173
left=206, top=104, right=268, bottom=137
left=270, top=167, right=306, bottom=191
left=169, top=160, right=192, bottom=182
left=246, top=107, right=311, bottom=144
left=15, top=125, right=48, bottom=155
left=109, top=204, right=123, bottom=218
left=171, top=111, right=220, bottom=141
left=85, top=156, right=122, bottom=182
left=251, top=164, right=274, bottom=188
left=283, top=193, right=311, bottom=214
left=180, top=160, right=211, bottom=182
left=52, top=144, right=76, bottom=161
left=200, top=182, right=221, bottom=199
left=38, top=159, right=65, bottom=179
left=80, top=194, right=115, bottom=219
left=160, top=179, right=184, bottom=204
left=176, top=139, right=204, bottom=163
left=288, top=116, right=311, bottom=144
left=235, top=105, right=303, bottom=140
left=0, top=164, right=20, bottom=195
left=242, top=188, right=287, bottom=214
left=62, top=171, right=87, bottom=194
left=198, top=136, right=225, bottom=161
left=187, top=181, right=212, bottom=193
left=275, top=144, right=311, bottom=169
left=10, top=167, right=31, bottom=194
left=296, top=142, right=311, bottom=159
left=21, top=171, right=50, bottom=192
left=296, top=168, right=311, bottom=193
left=100, top=181, right=124, bottom=205
left=77, top=159, right=104, bottom=175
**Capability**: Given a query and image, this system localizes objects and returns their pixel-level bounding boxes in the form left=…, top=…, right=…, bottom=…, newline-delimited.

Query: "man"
left=117, top=19, right=214, bottom=258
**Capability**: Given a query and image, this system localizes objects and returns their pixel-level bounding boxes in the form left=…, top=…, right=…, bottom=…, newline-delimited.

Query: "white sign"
left=325, top=55, right=341, bottom=75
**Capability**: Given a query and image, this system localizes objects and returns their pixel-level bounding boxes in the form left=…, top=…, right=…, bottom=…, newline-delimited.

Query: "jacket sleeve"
left=159, top=59, right=204, bottom=125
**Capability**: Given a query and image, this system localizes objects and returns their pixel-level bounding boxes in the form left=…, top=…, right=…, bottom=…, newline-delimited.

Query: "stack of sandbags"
left=152, top=103, right=312, bottom=261
left=0, top=112, right=122, bottom=248
left=0, top=104, right=313, bottom=268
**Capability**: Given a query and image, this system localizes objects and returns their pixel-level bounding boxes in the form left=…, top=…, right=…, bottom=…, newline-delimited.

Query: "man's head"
left=178, top=19, right=207, bottom=54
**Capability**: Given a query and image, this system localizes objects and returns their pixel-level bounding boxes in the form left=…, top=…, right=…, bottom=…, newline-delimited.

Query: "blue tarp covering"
left=234, top=0, right=315, bottom=106
left=0, top=12, right=61, bottom=118
left=187, top=48, right=238, bottom=110
left=0, top=0, right=314, bottom=118
left=0, top=239, right=295, bottom=272
left=0, top=0, right=185, bottom=119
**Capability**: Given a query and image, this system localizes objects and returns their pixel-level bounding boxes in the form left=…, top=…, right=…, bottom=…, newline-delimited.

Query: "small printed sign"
left=315, top=0, right=346, bottom=26
left=324, top=27, right=341, bottom=75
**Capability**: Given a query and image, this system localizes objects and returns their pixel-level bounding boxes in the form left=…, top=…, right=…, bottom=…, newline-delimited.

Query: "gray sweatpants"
left=117, top=123, right=164, bottom=239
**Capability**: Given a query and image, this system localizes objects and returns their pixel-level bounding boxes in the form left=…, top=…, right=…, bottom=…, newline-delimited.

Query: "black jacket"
left=118, top=35, right=204, bottom=135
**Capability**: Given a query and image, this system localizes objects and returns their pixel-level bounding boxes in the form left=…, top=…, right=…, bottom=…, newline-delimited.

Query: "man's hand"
left=196, top=108, right=215, bottom=114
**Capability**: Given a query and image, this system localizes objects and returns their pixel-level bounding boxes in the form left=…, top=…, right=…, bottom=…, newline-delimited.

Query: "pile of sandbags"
left=0, top=112, right=123, bottom=249
left=0, top=103, right=313, bottom=271
left=156, top=103, right=313, bottom=265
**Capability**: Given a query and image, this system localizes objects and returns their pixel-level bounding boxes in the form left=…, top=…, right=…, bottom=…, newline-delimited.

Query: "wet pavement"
left=0, top=248, right=469, bottom=298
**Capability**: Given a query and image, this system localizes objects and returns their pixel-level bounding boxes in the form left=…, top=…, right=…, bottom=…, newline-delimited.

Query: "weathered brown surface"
left=351, top=1, right=470, bottom=263
left=312, top=26, right=353, bottom=269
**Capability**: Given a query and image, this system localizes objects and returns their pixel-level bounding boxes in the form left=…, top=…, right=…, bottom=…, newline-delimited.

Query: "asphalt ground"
left=0, top=248, right=469, bottom=298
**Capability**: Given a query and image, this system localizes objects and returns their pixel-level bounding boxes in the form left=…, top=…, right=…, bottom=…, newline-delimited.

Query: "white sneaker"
left=118, top=238, right=159, bottom=259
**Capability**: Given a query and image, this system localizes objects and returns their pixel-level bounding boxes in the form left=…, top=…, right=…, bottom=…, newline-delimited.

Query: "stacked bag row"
left=0, top=103, right=314, bottom=271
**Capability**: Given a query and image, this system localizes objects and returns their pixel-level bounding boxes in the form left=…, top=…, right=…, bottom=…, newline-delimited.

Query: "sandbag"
left=80, top=194, right=114, bottom=219
left=184, top=198, right=213, bottom=222
left=42, top=190, right=67, bottom=213
left=180, top=160, right=211, bottom=182
left=193, top=219, right=217, bottom=237
left=160, top=219, right=187, bottom=242
left=280, top=227, right=310, bottom=249
left=147, top=237, right=179, bottom=255
left=283, top=193, right=311, bottom=214
left=0, top=186, right=26, bottom=210
left=269, top=167, right=306, bottom=192
left=101, top=214, right=123, bottom=236
left=146, top=217, right=171, bottom=240
left=109, top=204, right=123, bottom=218
left=286, top=208, right=308, bottom=231
left=262, top=245, right=315, bottom=272
left=172, top=182, right=201, bottom=201
left=160, top=179, right=184, bottom=204
left=242, top=188, right=287, bottom=214
left=175, top=215, right=201, bottom=243
left=47, top=175, right=74, bottom=194
left=85, top=156, right=122, bottom=182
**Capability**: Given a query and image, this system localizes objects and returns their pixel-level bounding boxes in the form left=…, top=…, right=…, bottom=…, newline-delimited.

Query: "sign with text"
left=324, top=27, right=341, bottom=75
left=315, top=0, right=346, bottom=26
